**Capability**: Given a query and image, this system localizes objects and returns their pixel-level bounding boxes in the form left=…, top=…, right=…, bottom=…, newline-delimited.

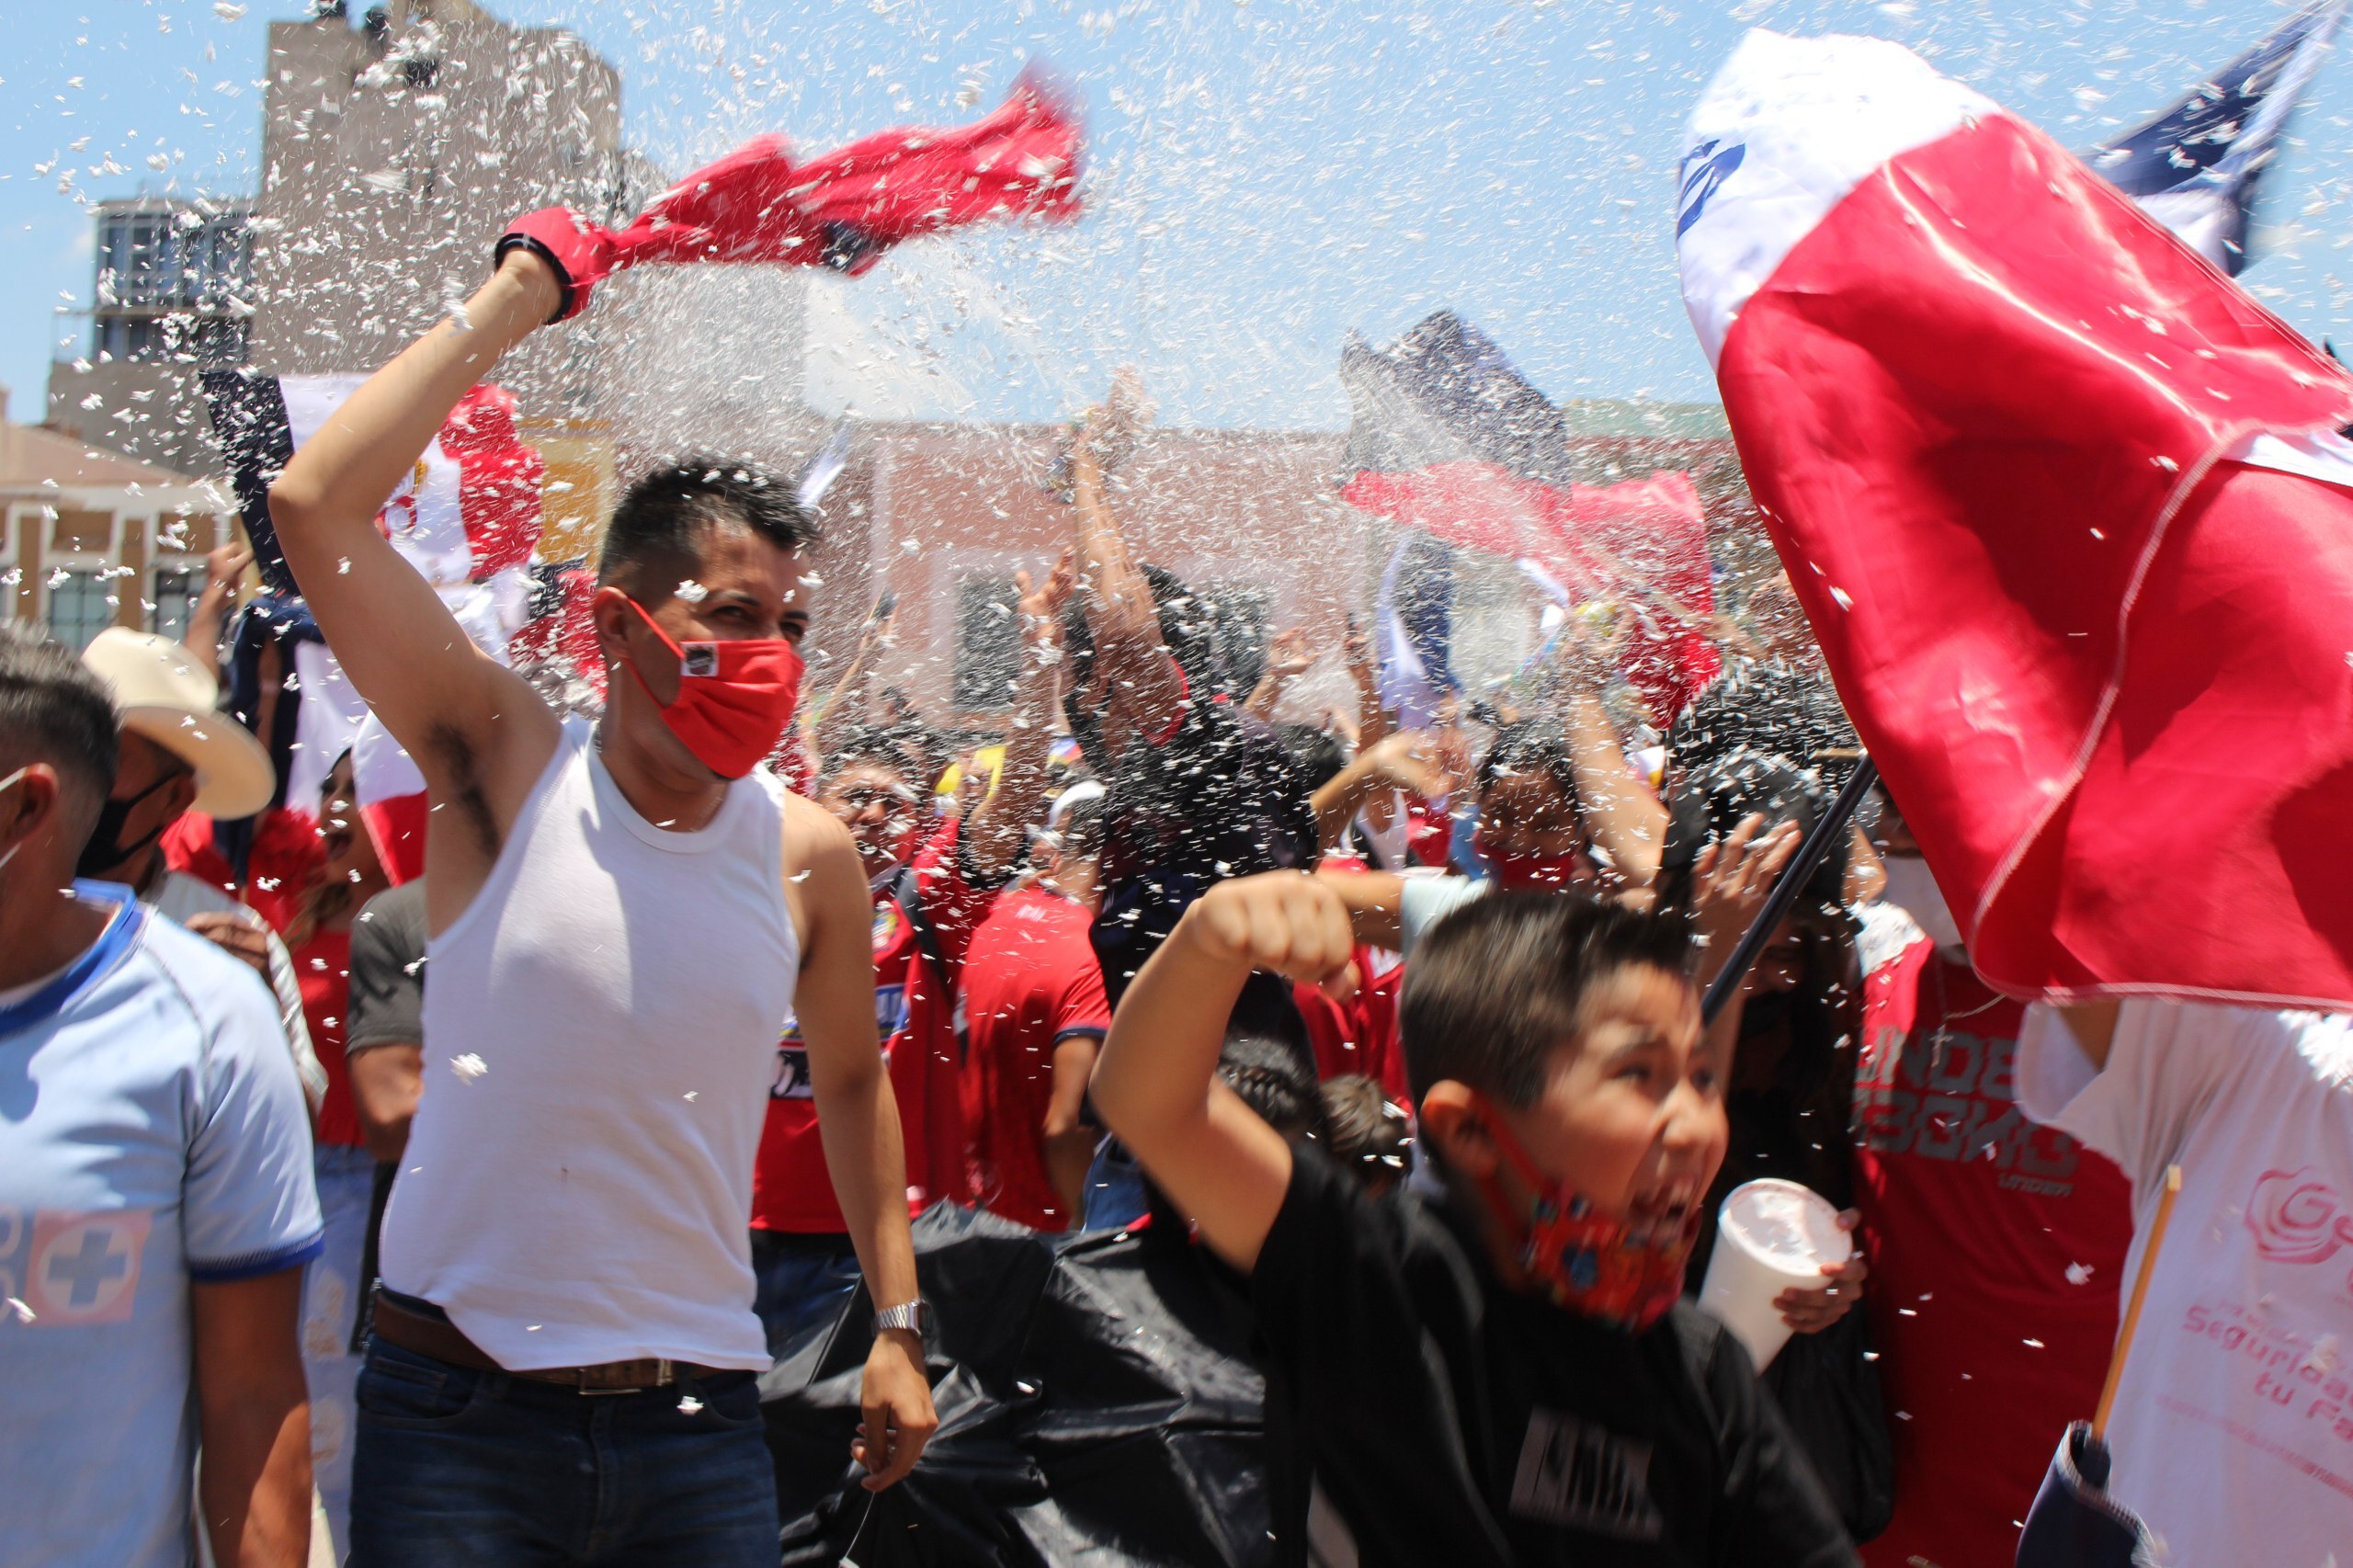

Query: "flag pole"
left=2094, top=1164, right=2184, bottom=1440
left=1699, top=756, right=1880, bottom=1027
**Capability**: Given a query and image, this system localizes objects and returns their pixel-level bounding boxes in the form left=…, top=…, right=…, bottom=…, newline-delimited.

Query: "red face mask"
left=1474, top=826, right=1596, bottom=892
left=1472, top=1097, right=1699, bottom=1333
left=620, top=597, right=804, bottom=780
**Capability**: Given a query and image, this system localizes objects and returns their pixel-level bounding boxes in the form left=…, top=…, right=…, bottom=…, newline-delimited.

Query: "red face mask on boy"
left=620, top=597, right=804, bottom=779
left=1473, top=829, right=1596, bottom=892
left=1472, top=1098, right=1699, bottom=1333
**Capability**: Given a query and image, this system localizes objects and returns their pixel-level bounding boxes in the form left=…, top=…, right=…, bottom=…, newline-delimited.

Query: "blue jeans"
left=1079, top=1136, right=1150, bottom=1230
left=303, top=1143, right=379, bottom=1563
left=347, top=1339, right=777, bottom=1567
left=748, top=1230, right=863, bottom=1359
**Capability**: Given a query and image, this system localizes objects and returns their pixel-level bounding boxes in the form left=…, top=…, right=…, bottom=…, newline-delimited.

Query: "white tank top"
left=381, top=718, right=798, bottom=1370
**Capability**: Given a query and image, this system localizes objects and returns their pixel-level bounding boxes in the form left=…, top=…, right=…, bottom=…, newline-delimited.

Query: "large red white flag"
left=1678, top=30, right=2353, bottom=1010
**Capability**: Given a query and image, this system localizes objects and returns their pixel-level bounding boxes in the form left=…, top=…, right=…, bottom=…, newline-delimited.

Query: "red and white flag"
left=1678, top=30, right=2353, bottom=1010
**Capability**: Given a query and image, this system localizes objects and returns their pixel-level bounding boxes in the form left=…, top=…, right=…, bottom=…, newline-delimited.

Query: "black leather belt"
left=369, top=1289, right=729, bottom=1392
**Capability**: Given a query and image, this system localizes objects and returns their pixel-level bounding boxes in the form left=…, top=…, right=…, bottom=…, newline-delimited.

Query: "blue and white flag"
left=2090, top=0, right=2347, bottom=275
left=1372, top=532, right=1458, bottom=732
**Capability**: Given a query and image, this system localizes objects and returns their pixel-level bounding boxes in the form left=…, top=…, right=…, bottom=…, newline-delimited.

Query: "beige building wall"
left=251, top=2, right=623, bottom=408
left=247, top=2, right=812, bottom=552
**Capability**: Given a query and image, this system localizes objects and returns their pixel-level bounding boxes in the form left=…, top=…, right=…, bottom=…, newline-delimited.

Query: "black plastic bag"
left=764, top=1203, right=1276, bottom=1567
left=1761, top=1310, right=1895, bottom=1543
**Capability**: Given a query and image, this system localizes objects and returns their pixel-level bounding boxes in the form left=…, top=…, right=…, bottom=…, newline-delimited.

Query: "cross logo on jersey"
left=21, top=1210, right=152, bottom=1324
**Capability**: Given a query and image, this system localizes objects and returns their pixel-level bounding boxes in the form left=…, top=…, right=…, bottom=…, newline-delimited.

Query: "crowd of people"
left=3, top=230, right=2344, bottom=1568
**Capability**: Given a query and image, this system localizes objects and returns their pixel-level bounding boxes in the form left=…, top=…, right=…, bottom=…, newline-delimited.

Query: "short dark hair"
left=1218, top=1032, right=1322, bottom=1141
left=1400, top=891, right=1693, bottom=1108
left=1274, top=722, right=1347, bottom=794
left=824, top=725, right=938, bottom=793
left=1476, top=722, right=1582, bottom=814
left=598, top=456, right=815, bottom=590
left=0, top=623, right=119, bottom=835
left=1657, top=750, right=1848, bottom=917
left=1316, top=1074, right=1411, bottom=1178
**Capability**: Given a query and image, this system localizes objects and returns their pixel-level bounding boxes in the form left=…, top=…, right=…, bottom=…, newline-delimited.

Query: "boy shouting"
left=1092, top=874, right=1853, bottom=1566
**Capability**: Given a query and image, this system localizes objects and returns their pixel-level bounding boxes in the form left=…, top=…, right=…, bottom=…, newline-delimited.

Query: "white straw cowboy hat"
left=80, top=628, right=275, bottom=820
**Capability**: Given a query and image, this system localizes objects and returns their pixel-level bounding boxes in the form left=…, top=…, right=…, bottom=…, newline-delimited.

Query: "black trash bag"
left=1759, top=1310, right=1895, bottom=1544
left=765, top=1203, right=1276, bottom=1568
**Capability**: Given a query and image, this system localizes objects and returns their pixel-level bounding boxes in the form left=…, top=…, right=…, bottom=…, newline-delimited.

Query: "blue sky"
left=6, top=0, right=2352, bottom=434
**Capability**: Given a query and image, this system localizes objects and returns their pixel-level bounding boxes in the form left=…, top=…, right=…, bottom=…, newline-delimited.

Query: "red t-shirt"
left=959, top=886, right=1112, bottom=1231
left=1854, top=935, right=2131, bottom=1568
left=162, top=806, right=324, bottom=937
left=290, top=928, right=366, bottom=1149
left=751, top=816, right=997, bottom=1233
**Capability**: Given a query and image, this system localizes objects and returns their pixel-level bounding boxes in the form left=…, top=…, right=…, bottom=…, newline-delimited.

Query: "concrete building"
left=45, top=198, right=257, bottom=477
left=25, top=1, right=1754, bottom=727
left=803, top=396, right=1746, bottom=725
left=1, top=388, right=231, bottom=650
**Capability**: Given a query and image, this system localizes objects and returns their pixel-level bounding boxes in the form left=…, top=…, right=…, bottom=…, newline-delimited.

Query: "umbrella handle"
left=2093, top=1164, right=2183, bottom=1440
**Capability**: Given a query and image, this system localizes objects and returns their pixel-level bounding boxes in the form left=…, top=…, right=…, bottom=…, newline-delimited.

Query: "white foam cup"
left=1697, top=1178, right=1852, bottom=1371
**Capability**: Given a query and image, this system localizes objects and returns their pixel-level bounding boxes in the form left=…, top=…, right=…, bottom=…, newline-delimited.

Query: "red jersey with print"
left=163, top=806, right=324, bottom=937
left=290, top=929, right=365, bottom=1149
left=959, top=886, right=1112, bottom=1231
left=1854, top=935, right=2131, bottom=1568
left=751, top=816, right=996, bottom=1233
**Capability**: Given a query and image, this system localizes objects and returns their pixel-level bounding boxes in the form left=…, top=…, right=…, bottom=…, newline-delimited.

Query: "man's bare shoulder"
left=779, top=789, right=859, bottom=879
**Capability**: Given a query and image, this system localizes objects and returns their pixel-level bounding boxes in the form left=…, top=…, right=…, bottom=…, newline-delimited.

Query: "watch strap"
left=874, top=1300, right=929, bottom=1335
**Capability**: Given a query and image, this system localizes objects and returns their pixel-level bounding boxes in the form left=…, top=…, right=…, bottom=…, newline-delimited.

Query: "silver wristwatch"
left=874, top=1300, right=931, bottom=1336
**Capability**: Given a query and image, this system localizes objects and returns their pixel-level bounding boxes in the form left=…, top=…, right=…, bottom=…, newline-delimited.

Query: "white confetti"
left=675, top=579, right=709, bottom=603
left=677, top=1394, right=705, bottom=1415
left=213, top=1, right=246, bottom=17
left=2065, top=1262, right=2094, bottom=1285
left=450, top=1052, right=488, bottom=1082
left=6, top=1297, right=34, bottom=1324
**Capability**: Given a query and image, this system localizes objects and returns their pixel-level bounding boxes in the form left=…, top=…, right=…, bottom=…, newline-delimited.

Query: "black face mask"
left=75, top=771, right=178, bottom=881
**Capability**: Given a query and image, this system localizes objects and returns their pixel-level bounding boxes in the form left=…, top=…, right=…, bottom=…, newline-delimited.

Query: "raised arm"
left=264, top=253, right=563, bottom=801
left=1244, top=627, right=1314, bottom=722
left=780, top=795, right=938, bottom=1490
left=1069, top=439, right=1187, bottom=744
left=962, top=550, right=1073, bottom=877
left=1310, top=730, right=1457, bottom=856
left=1562, top=687, right=1669, bottom=890
left=179, top=538, right=253, bottom=685
left=1092, top=872, right=1355, bottom=1273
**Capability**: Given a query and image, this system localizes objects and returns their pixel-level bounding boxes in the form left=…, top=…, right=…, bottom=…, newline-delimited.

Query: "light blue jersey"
left=0, top=885, right=323, bottom=1568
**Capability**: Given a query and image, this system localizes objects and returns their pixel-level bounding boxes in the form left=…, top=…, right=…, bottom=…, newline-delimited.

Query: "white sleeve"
left=1399, top=875, right=1489, bottom=957
left=184, top=947, right=326, bottom=1279
left=2016, top=998, right=2245, bottom=1194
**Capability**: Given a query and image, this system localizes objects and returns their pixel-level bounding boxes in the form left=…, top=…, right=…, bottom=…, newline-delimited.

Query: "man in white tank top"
left=267, top=245, right=936, bottom=1566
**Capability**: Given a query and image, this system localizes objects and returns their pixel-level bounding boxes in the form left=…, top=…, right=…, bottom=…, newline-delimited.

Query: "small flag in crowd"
left=1677, top=28, right=2353, bottom=1011
left=1336, top=311, right=1719, bottom=721
left=500, top=69, right=1082, bottom=320
left=1372, top=533, right=1459, bottom=732
left=203, top=370, right=563, bottom=861
left=2090, top=0, right=2347, bottom=276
